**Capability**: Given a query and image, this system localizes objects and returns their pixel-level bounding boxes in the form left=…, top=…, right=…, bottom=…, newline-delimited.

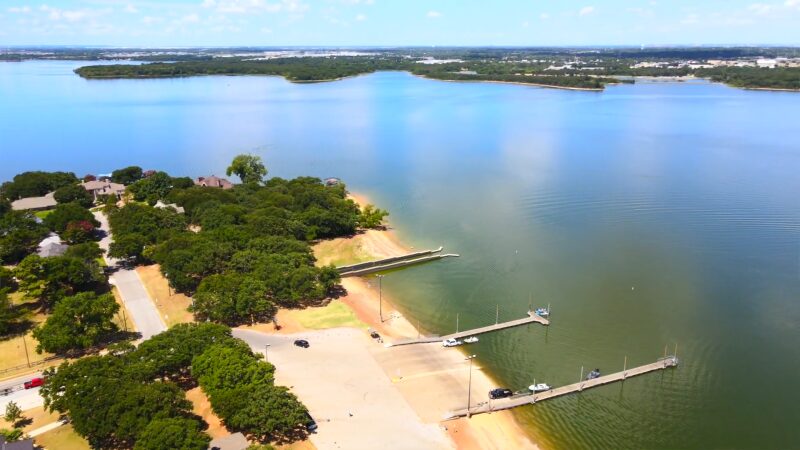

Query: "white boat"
left=529, top=383, right=551, bottom=393
left=464, top=336, right=479, bottom=344
left=534, top=308, right=549, bottom=317
left=442, top=338, right=463, bottom=347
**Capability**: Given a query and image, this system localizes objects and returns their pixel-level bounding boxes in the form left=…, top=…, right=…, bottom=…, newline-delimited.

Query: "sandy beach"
left=306, top=193, right=539, bottom=449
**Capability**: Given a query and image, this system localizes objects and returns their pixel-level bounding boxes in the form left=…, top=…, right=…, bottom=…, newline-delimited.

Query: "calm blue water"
left=2, top=61, right=799, bottom=449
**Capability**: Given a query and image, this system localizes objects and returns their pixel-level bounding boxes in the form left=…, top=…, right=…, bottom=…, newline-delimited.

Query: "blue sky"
left=1, top=0, right=799, bottom=47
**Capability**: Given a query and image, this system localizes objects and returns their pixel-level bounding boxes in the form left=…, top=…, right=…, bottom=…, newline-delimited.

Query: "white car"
left=464, top=336, right=479, bottom=344
left=442, top=338, right=463, bottom=347
left=529, top=383, right=551, bottom=393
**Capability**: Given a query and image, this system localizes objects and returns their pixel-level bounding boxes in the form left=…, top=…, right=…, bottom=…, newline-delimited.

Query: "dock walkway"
left=337, top=246, right=459, bottom=277
left=445, top=356, right=679, bottom=419
left=388, top=311, right=549, bottom=347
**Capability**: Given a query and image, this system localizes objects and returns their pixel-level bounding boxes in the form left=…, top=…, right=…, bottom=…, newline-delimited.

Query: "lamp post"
left=377, top=274, right=384, bottom=322
left=265, top=344, right=271, bottom=363
left=465, top=354, right=477, bottom=417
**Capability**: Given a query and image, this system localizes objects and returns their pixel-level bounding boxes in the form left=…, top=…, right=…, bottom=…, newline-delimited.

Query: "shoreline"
left=314, top=192, right=540, bottom=449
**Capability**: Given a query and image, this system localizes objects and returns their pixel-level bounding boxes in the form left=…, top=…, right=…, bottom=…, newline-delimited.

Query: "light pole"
left=376, top=274, right=384, bottom=322
left=465, top=354, right=477, bottom=418
left=265, top=344, right=271, bottom=363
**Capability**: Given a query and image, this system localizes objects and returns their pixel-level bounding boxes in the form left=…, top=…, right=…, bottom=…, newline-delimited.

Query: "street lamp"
left=264, top=344, right=271, bottom=363
left=376, top=274, right=385, bottom=322
left=465, top=354, right=477, bottom=418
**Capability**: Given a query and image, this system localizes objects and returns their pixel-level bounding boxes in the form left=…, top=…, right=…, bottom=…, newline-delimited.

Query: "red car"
left=24, top=377, right=44, bottom=389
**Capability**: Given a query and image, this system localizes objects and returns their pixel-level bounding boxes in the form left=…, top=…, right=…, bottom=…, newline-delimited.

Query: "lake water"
left=2, top=61, right=799, bottom=449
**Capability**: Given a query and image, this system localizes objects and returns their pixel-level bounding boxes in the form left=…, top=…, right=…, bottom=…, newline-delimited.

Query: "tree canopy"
left=32, top=291, right=119, bottom=354
left=0, top=210, right=48, bottom=264
left=227, top=154, right=267, bottom=184
left=54, top=183, right=93, bottom=208
left=0, top=171, right=78, bottom=201
left=43, top=202, right=99, bottom=234
left=14, top=254, right=104, bottom=309
left=133, top=418, right=210, bottom=450
left=111, top=166, right=143, bottom=185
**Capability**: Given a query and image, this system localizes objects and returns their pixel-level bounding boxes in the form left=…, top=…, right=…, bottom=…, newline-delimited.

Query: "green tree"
left=62, top=220, right=96, bottom=244
left=192, top=273, right=275, bottom=325
left=133, top=418, right=210, bottom=450
left=4, top=401, right=23, bottom=424
left=63, top=242, right=104, bottom=262
left=0, top=290, right=17, bottom=336
left=14, top=254, right=103, bottom=309
left=226, top=154, right=267, bottom=185
left=0, top=211, right=48, bottom=264
left=170, top=176, right=195, bottom=189
left=54, top=184, right=93, bottom=208
left=43, top=202, right=98, bottom=234
left=0, top=171, right=78, bottom=200
left=128, top=171, right=174, bottom=203
left=109, top=233, right=148, bottom=263
left=192, top=342, right=274, bottom=393
left=213, top=385, right=308, bottom=443
left=111, top=166, right=143, bottom=185
left=358, top=204, right=389, bottom=229
left=0, top=428, right=24, bottom=442
left=32, top=292, right=119, bottom=354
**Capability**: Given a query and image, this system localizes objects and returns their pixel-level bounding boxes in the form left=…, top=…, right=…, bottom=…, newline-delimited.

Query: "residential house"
left=81, top=180, right=126, bottom=201
left=10, top=192, right=57, bottom=211
left=194, top=175, right=234, bottom=190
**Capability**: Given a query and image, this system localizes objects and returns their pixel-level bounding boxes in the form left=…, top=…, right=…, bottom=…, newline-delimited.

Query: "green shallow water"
left=2, top=61, right=799, bottom=449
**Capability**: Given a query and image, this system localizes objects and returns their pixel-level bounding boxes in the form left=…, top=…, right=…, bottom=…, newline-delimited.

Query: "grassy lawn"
left=0, top=294, right=58, bottom=378
left=33, top=209, right=54, bottom=219
left=135, top=264, right=194, bottom=327
left=286, top=301, right=366, bottom=330
left=312, top=236, right=373, bottom=267
left=34, top=424, right=90, bottom=450
left=0, top=406, right=61, bottom=432
left=110, top=286, right=136, bottom=333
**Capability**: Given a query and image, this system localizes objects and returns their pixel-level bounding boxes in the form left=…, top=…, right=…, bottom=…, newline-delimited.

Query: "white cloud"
left=355, top=13, right=366, bottom=21
left=426, top=10, right=441, bottom=18
left=680, top=13, right=699, bottom=25
left=142, top=15, right=163, bottom=25
left=748, top=3, right=774, bottom=15
left=521, top=20, right=529, bottom=27
left=539, top=12, right=550, bottom=20
left=202, top=0, right=308, bottom=15
left=124, top=4, right=139, bottom=14
left=578, top=6, right=595, bottom=16
left=7, top=6, right=31, bottom=14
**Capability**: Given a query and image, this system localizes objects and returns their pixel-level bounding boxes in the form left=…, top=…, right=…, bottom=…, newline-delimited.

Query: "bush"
left=54, top=184, right=93, bottom=208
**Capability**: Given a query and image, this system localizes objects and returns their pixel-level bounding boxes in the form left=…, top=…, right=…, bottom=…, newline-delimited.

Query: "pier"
left=444, top=355, right=679, bottom=419
left=387, top=311, right=549, bottom=347
left=337, top=246, right=459, bottom=277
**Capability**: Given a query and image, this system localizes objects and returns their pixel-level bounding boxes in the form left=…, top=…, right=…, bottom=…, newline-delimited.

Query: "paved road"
left=0, top=372, right=44, bottom=411
left=94, top=211, right=166, bottom=340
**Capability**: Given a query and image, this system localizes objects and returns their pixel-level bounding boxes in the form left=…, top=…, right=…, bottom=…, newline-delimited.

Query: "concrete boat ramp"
left=336, top=246, right=458, bottom=277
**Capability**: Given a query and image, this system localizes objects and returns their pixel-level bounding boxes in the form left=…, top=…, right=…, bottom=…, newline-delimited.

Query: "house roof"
left=81, top=181, right=126, bottom=195
left=195, top=175, right=234, bottom=190
left=38, top=242, right=69, bottom=258
left=154, top=200, right=185, bottom=214
left=11, top=192, right=57, bottom=211
left=208, top=433, right=249, bottom=450
left=0, top=436, right=35, bottom=450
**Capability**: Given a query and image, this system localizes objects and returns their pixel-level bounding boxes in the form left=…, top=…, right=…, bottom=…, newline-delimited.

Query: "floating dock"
left=445, top=355, right=679, bottom=419
left=337, top=246, right=458, bottom=277
left=387, top=311, right=549, bottom=347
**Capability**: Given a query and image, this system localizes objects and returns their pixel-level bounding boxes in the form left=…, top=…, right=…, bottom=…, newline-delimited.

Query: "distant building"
left=81, top=180, right=126, bottom=201
left=208, top=433, right=249, bottom=450
left=154, top=200, right=185, bottom=214
left=11, top=192, right=57, bottom=211
left=142, top=169, right=157, bottom=178
left=324, top=177, right=342, bottom=187
left=0, top=435, right=35, bottom=450
left=194, top=175, right=234, bottom=190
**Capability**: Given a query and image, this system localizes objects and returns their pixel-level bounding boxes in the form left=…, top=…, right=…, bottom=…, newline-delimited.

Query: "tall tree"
left=32, top=292, right=119, bottom=354
left=226, top=154, right=267, bottom=185
left=43, top=202, right=99, bottom=234
left=0, top=211, right=48, bottom=264
left=111, top=166, right=143, bottom=185
left=14, top=255, right=103, bottom=309
left=133, top=418, right=210, bottom=450
left=54, top=184, right=93, bottom=208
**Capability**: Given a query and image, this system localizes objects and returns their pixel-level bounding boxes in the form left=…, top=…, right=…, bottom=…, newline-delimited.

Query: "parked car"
left=369, top=330, right=381, bottom=340
left=305, top=412, right=318, bottom=433
left=24, top=377, right=44, bottom=389
left=442, top=338, right=463, bottom=347
left=294, top=339, right=310, bottom=348
left=586, top=368, right=601, bottom=380
left=489, top=388, right=513, bottom=399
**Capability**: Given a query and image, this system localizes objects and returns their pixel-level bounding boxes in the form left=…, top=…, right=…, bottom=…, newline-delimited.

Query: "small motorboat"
left=534, top=307, right=549, bottom=317
left=529, top=383, right=551, bottom=393
left=442, top=338, right=463, bottom=347
left=586, top=369, right=601, bottom=380
left=464, top=336, right=479, bottom=344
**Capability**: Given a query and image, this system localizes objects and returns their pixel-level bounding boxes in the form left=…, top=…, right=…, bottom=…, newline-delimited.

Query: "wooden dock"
left=444, top=356, right=679, bottom=419
left=387, top=311, right=549, bottom=347
left=336, top=246, right=459, bottom=277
